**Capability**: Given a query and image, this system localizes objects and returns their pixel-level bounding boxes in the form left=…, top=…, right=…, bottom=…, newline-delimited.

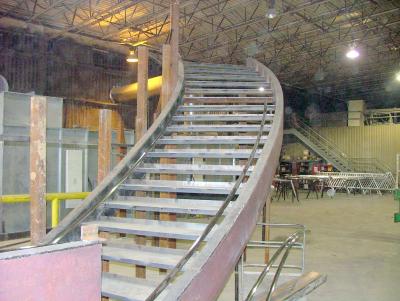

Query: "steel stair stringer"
left=160, top=58, right=284, bottom=300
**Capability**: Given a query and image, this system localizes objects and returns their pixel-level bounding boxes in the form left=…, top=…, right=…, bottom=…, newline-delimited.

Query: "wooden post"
left=170, top=0, right=180, bottom=88
left=30, top=96, right=47, bottom=245
left=114, top=110, right=126, bottom=162
left=97, top=109, right=112, bottom=184
left=160, top=44, right=172, bottom=107
left=160, top=19, right=178, bottom=255
left=135, top=46, right=149, bottom=142
left=98, top=109, right=112, bottom=301
left=134, top=45, right=149, bottom=279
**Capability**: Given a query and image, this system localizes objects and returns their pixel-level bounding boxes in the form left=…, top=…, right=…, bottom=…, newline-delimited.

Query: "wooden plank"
left=170, top=0, right=180, bottom=88
left=135, top=46, right=149, bottom=141
left=29, top=96, right=47, bottom=245
left=135, top=45, right=149, bottom=279
left=97, top=109, right=112, bottom=184
left=161, top=44, right=172, bottom=108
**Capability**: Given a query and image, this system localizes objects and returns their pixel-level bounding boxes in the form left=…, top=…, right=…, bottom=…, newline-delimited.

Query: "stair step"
left=269, top=272, right=327, bottom=301
left=156, top=135, right=268, bottom=145
left=165, top=124, right=271, bottom=133
left=92, top=217, right=208, bottom=240
left=178, top=105, right=274, bottom=112
left=183, top=97, right=273, bottom=104
left=185, top=88, right=272, bottom=95
left=184, top=62, right=250, bottom=69
left=185, top=70, right=258, bottom=76
left=104, top=196, right=223, bottom=215
left=120, top=179, right=238, bottom=195
left=102, top=272, right=156, bottom=301
left=136, top=164, right=252, bottom=176
left=147, top=149, right=261, bottom=159
left=102, top=244, right=185, bottom=270
left=183, top=61, right=248, bottom=69
left=172, top=114, right=268, bottom=122
left=185, top=81, right=269, bottom=88
left=185, top=74, right=264, bottom=81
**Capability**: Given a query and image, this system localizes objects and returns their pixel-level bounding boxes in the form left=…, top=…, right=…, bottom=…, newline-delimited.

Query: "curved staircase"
left=42, top=59, right=284, bottom=300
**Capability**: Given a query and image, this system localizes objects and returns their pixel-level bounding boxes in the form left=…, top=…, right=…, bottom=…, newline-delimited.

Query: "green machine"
left=395, top=189, right=400, bottom=223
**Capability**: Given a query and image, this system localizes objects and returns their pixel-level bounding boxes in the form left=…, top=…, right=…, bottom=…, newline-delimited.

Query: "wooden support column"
left=114, top=110, right=126, bottom=162
left=161, top=44, right=172, bottom=107
left=170, top=0, right=180, bottom=88
left=30, top=96, right=47, bottom=245
left=160, top=23, right=177, bottom=255
left=135, top=45, right=149, bottom=279
left=135, top=46, right=149, bottom=142
left=98, top=109, right=112, bottom=301
left=97, top=109, right=112, bottom=184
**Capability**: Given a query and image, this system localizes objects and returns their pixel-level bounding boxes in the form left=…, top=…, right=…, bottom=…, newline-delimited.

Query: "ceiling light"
left=259, top=87, right=265, bottom=92
left=396, top=72, right=400, bottom=82
left=266, top=8, right=276, bottom=19
left=346, top=47, right=360, bottom=59
left=266, top=0, right=276, bottom=19
left=126, top=50, right=138, bottom=63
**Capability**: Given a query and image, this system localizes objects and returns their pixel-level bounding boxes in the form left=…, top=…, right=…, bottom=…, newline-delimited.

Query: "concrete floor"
left=220, top=192, right=400, bottom=301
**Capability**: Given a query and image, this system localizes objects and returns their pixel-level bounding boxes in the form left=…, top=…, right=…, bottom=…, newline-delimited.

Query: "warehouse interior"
left=0, top=0, right=399, bottom=300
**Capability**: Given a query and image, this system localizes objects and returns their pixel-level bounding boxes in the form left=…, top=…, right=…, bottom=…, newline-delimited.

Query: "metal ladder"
left=41, top=59, right=284, bottom=300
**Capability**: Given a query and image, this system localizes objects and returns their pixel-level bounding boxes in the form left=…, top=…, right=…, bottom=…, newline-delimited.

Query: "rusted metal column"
left=135, top=45, right=149, bottom=279
left=170, top=0, right=180, bottom=88
left=97, top=109, right=112, bottom=184
left=30, top=96, right=47, bottom=245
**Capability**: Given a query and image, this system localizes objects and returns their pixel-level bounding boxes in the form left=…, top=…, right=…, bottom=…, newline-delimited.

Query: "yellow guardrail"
left=0, top=192, right=90, bottom=228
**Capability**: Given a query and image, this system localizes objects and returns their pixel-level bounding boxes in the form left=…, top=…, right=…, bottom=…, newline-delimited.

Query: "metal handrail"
left=294, top=119, right=349, bottom=162
left=145, top=97, right=271, bottom=301
left=245, top=231, right=302, bottom=301
left=41, top=59, right=185, bottom=245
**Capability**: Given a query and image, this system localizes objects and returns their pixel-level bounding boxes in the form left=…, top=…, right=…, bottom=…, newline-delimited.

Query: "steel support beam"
left=30, top=95, right=47, bottom=245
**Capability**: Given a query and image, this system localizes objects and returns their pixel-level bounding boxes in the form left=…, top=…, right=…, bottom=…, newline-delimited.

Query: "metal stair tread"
left=178, top=105, right=274, bottom=112
left=102, top=272, right=156, bottom=301
left=104, top=196, right=224, bottom=215
left=183, top=97, right=273, bottom=104
left=185, top=81, right=269, bottom=87
left=172, top=114, right=268, bottom=122
left=135, top=163, right=252, bottom=175
left=91, top=217, right=208, bottom=240
left=185, top=88, right=272, bottom=95
left=185, top=74, right=265, bottom=81
left=165, top=124, right=271, bottom=133
left=156, top=135, right=268, bottom=145
left=147, top=148, right=261, bottom=158
left=102, top=245, right=184, bottom=270
left=121, top=179, right=239, bottom=195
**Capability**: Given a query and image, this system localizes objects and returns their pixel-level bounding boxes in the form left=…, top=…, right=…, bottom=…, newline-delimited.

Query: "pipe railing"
left=158, top=58, right=283, bottom=300
left=145, top=96, right=272, bottom=301
left=0, top=192, right=89, bottom=228
left=40, top=58, right=185, bottom=245
left=245, top=231, right=303, bottom=301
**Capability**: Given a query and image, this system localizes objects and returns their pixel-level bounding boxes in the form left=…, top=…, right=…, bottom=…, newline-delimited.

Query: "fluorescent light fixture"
left=259, top=87, right=265, bottom=92
left=396, top=72, right=400, bottom=82
left=346, top=47, right=360, bottom=59
left=126, top=50, right=138, bottom=63
left=266, top=0, right=276, bottom=19
left=266, top=8, right=276, bottom=19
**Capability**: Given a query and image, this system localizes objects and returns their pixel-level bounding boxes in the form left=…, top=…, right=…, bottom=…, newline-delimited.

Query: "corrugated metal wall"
left=318, top=124, right=400, bottom=174
left=0, top=27, right=162, bottom=131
